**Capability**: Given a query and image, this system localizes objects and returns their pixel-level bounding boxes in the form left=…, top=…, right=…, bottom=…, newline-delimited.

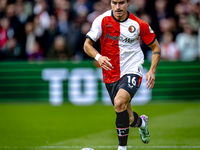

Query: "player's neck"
left=112, top=11, right=129, bottom=22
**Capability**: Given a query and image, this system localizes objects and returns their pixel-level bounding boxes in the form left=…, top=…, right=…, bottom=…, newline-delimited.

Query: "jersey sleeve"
left=86, top=15, right=102, bottom=43
left=139, top=20, right=155, bottom=46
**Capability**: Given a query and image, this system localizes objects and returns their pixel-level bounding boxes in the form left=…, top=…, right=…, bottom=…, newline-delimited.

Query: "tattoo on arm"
left=152, top=52, right=161, bottom=55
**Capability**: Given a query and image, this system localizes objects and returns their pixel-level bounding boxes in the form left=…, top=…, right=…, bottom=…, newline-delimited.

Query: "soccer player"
left=83, top=0, right=161, bottom=150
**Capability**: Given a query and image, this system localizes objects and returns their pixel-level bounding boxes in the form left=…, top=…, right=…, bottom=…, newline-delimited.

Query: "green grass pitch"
left=0, top=100, right=200, bottom=150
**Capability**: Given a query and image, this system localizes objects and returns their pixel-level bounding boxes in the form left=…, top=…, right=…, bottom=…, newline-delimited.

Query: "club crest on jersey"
left=128, top=25, right=136, bottom=33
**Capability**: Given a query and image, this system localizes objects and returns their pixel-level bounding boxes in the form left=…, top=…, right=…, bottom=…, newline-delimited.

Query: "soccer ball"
left=81, top=148, right=94, bottom=150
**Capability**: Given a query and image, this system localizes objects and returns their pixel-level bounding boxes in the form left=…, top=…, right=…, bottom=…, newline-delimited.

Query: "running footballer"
left=83, top=0, right=161, bottom=150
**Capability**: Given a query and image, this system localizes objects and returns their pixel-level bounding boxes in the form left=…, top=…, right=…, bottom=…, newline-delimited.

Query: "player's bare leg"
left=114, top=89, right=130, bottom=112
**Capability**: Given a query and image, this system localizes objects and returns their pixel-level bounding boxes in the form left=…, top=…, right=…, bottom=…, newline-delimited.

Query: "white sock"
left=140, top=118, right=146, bottom=129
left=118, top=146, right=127, bottom=150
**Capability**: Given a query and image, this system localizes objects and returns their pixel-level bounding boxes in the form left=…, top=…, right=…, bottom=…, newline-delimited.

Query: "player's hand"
left=146, top=71, right=155, bottom=90
left=98, top=56, right=113, bottom=71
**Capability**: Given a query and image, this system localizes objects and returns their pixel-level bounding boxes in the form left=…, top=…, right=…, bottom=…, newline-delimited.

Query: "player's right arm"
left=83, top=38, right=113, bottom=71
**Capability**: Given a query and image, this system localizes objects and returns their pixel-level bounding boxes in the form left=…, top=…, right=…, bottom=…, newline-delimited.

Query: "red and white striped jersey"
left=86, top=10, right=155, bottom=83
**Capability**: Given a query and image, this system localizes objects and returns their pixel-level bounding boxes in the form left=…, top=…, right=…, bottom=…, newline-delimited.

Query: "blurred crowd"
left=0, top=0, right=199, bottom=62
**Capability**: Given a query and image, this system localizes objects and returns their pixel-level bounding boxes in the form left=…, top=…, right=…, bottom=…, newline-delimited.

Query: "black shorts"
left=105, top=74, right=142, bottom=105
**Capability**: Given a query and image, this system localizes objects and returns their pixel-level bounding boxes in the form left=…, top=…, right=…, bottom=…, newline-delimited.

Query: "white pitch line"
left=1, top=146, right=200, bottom=149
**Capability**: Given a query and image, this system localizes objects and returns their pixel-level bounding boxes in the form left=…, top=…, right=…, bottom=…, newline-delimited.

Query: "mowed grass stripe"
left=0, top=101, right=200, bottom=150
left=46, top=106, right=200, bottom=150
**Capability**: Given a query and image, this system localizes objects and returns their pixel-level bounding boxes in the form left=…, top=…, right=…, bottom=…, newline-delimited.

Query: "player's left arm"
left=146, top=39, right=161, bottom=90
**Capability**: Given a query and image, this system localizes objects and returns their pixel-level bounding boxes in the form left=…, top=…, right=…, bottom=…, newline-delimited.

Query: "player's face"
left=111, top=0, right=130, bottom=21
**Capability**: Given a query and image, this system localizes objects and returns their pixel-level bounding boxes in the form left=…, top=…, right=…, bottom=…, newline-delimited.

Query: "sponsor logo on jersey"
left=104, top=34, right=136, bottom=43
left=128, top=25, right=136, bottom=33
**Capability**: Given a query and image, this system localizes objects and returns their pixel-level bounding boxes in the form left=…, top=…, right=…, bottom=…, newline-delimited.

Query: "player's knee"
left=114, top=99, right=126, bottom=112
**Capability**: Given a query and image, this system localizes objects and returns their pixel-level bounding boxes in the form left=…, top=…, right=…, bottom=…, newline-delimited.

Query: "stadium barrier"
left=0, top=61, right=199, bottom=105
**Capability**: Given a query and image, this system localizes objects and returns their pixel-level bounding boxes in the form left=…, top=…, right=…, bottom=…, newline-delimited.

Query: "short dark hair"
left=111, top=0, right=131, bottom=2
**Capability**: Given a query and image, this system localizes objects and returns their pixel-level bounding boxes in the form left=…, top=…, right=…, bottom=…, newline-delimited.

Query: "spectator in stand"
left=15, top=1, right=28, bottom=25
left=175, top=0, right=193, bottom=15
left=0, top=15, right=17, bottom=60
left=74, top=21, right=92, bottom=61
left=73, top=0, right=89, bottom=25
left=57, top=8, right=82, bottom=55
left=66, top=10, right=87, bottom=56
left=54, top=0, right=71, bottom=16
left=47, top=35, right=71, bottom=61
left=176, top=23, right=198, bottom=61
left=2, top=37, right=22, bottom=61
left=87, top=1, right=102, bottom=23
left=57, top=9, right=70, bottom=35
left=5, top=3, right=24, bottom=43
left=14, top=0, right=29, bottom=59
left=128, top=0, right=146, bottom=16
left=72, top=0, right=92, bottom=16
left=22, top=0, right=34, bottom=18
left=154, top=0, right=170, bottom=21
left=160, top=31, right=180, bottom=61
left=72, top=0, right=89, bottom=22
left=147, top=0, right=172, bottom=39
left=0, top=17, right=9, bottom=51
left=32, top=15, right=47, bottom=55
left=177, top=14, right=188, bottom=29
left=187, top=1, right=200, bottom=33
left=33, top=0, right=50, bottom=30
left=22, top=20, right=43, bottom=62
left=159, top=17, right=177, bottom=40
left=0, top=0, right=7, bottom=18
left=24, top=21, right=36, bottom=59
left=43, top=14, right=60, bottom=56
left=27, top=41, right=43, bottom=61
left=99, top=0, right=111, bottom=12
left=198, top=12, right=200, bottom=59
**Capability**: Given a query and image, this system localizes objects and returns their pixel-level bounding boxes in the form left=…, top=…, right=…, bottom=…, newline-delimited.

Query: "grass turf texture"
left=0, top=101, right=200, bottom=150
